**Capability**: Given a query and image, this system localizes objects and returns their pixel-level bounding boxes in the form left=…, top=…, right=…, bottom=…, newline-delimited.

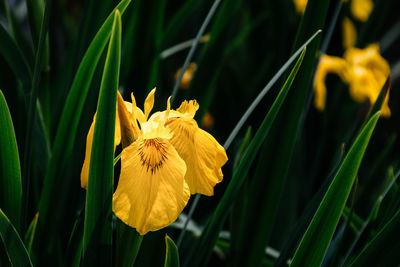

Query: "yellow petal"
left=344, top=45, right=389, bottom=74
left=176, top=100, right=199, bottom=118
left=166, top=117, right=228, bottom=196
left=293, top=0, right=307, bottom=14
left=81, top=111, right=121, bottom=189
left=313, top=54, right=349, bottom=111
left=351, top=0, right=373, bottom=22
left=165, top=97, right=171, bottom=124
left=144, top=88, right=156, bottom=120
left=342, top=17, right=357, bottom=49
left=117, top=91, right=137, bottom=147
left=141, top=120, right=172, bottom=140
left=113, top=137, right=189, bottom=235
left=381, top=91, right=391, bottom=117
left=80, top=119, right=95, bottom=189
left=344, top=45, right=391, bottom=116
left=348, top=65, right=378, bottom=102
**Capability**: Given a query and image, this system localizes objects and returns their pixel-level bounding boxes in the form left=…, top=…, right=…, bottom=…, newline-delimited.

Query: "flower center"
left=138, top=138, right=168, bottom=174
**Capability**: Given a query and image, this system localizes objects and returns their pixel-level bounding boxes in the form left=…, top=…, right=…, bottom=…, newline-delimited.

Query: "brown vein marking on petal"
left=138, top=138, right=168, bottom=174
left=166, top=118, right=195, bottom=143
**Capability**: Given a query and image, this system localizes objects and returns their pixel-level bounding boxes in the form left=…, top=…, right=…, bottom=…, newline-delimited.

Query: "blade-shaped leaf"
left=349, top=207, right=400, bottom=266
left=275, top=143, right=345, bottom=267
left=32, top=0, right=130, bottom=262
left=0, top=25, right=32, bottom=90
left=0, top=90, right=22, bottom=231
left=121, top=0, right=165, bottom=93
left=63, top=210, right=84, bottom=267
left=290, top=112, right=381, bottom=267
left=231, top=0, right=330, bottom=265
left=186, top=48, right=306, bottom=267
left=0, top=209, right=32, bottom=267
left=164, top=235, right=180, bottom=267
left=82, top=10, right=121, bottom=265
left=116, top=220, right=143, bottom=267
left=24, top=212, right=38, bottom=255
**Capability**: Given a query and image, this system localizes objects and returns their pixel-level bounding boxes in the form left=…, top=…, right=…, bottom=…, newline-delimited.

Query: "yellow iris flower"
left=314, top=44, right=391, bottom=117
left=293, top=0, right=373, bottom=21
left=81, top=89, right=228, bottom=235
left=351, top=0, right=373, bottom=22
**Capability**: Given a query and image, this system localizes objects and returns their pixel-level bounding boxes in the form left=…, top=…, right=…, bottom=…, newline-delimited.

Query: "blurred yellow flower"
left=314, top=55, right=349, bottom=111
left=344, top=44, right=390, bottom=116
left=342, top=17, right=357, bottom=49
left=351, top=0, right=373, bottom=22
left=202, top=112, right=215, bottom=130
left=174, top=63, right=197, bottom=89
left=314, top=44, right=390, bottom=116
left=81, top=89, right=228, bottom=235
left=293, top=0, right=307, bottom=14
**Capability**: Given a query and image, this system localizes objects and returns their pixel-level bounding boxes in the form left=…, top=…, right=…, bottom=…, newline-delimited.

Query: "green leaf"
left=164, top=235, right=180, bottom=267
left=231, top=0, right=331, bottom=265
left=0, top=24, right=32, bottom=90
left=22, top=0, right=51, bottom=233
left=63, top=211, right=84, bottom=267
left=0, top=209, right=32, bottom=267
left=290, top=112, right=381, bottom=267
left=162, top=0, right=207, bottom=49
left=342, top=206, right=364, bottom=234
left=82, top=10, right=121, bottom=265
left=116, top=220, right=143, bottom=267
left=186, top=0, right=242, bottom=119
left=349, top=207, right=400, bottom=266
left=121, top=0, right=165, bottom=93
left=24, top=212, right=38, bottom=254
left=275, top=143, right=345, bottom=267
left=186, top=48, right=306, bottom=267
left=25, top=0, right=45, bottom=49
left=0, top=90, right=22, bottom=231
left=32, top=0, right=130, bottom=262
left=340, top=168, right=400, bottom=265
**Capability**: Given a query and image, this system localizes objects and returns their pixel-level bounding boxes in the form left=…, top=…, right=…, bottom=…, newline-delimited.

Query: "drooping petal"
left=166, top=117, right=228, bottom=196
left=80, top=120, right=95, bottom=189
left=113, top=137, right=189, bottom=235
left=81, top=111, right=121, bottom=189
left=313, top=54, right=349, bottom=111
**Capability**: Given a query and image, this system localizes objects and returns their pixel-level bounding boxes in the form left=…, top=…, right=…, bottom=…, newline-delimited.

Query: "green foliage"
left=0, top=209, right=32, bottom=267
left=187, top=48, right=306, bottom=267
left=82, top=10, right=121, bottom=265
left=0, top=0, right=399, bottom=266
left=290, top=112, right=380, bottom=266
left=164, top=235, right=180, bottom=267
left=0, top=91, right=22, bottom=230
